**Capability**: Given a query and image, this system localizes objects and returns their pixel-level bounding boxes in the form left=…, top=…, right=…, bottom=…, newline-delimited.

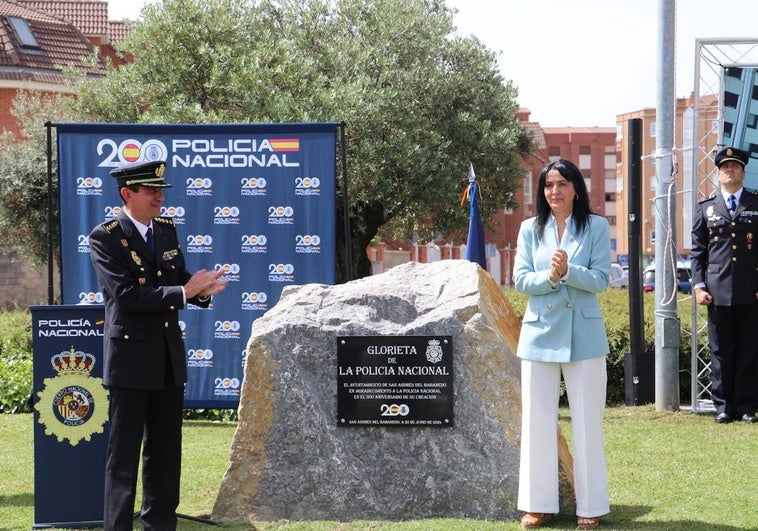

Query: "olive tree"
left=4, top=0, right=533, bottom=280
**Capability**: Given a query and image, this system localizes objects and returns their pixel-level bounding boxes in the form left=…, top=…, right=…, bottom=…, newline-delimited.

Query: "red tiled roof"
left=16, top=0, right=108, bottom=35
left=0, top=0, right=62, bottom=22
left=15, top=0, right=131, bottom=43
left=0, top=0, right=107, bottom=84
left=108, top=19, right=128, bottom=43
left=521, top=121, right=547, bottom=150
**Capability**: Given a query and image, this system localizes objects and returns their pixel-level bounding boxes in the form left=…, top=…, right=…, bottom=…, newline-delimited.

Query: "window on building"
left=579, top=146, right=591, bottom=169
left=523, top=170, right=533, bottom=205
left=604, top=146, right=616, bottom=170
left=650, top=122, right=656, bottom=138
left=7, top=17, right=41, bottom=50
left=605, top=193, right=615, bottom=202
left=548, top=146, right=560, bottom=162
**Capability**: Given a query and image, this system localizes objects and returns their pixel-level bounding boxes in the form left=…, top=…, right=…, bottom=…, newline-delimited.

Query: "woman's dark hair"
left=534, top=158, right=594, bottom=241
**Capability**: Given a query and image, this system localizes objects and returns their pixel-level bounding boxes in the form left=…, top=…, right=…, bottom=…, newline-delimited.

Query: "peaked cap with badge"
left=110, top=159, right=171, bottom=188
left=714, top=147, right=749, bottom=169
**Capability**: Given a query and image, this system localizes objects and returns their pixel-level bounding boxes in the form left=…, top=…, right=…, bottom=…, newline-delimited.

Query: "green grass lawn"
left=1, top=407, right=756, bottom=530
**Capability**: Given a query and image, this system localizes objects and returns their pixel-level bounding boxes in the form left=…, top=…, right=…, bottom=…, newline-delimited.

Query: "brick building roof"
left=15, top=0, right=130, bottom=44
left=521, top=121, right=547, bottom=150
left=108, top=19, right=128, bottom=43
left=542, top=126, right=616, bottom=135
left=17, top=0, right=109, bottom=36
left=0, top=0, right=118, bottom=85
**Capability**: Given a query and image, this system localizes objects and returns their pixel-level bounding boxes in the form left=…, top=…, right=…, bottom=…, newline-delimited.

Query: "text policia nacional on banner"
left=57, top=122, right=339, bottom=408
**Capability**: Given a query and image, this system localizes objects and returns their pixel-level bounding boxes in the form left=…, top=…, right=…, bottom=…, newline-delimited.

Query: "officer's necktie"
left=145, top=226, right=154, bottom=255
left=728, top=194, right=736, bottom=218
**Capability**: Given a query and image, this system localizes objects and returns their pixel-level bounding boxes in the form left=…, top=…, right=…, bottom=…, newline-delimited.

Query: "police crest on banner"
left=34, top=347, right=109, bottom=446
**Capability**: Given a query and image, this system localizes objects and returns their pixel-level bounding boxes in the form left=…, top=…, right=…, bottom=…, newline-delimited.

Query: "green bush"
left=502, top=288, right=706, bottom=406
left=0, top=308, right=33, bottom=413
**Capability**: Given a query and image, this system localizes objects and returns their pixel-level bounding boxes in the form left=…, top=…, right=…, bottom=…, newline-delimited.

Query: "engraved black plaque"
left=337, top=335, right=453, bottom=427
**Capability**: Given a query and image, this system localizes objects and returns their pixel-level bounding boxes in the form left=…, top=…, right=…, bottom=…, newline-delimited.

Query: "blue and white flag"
left=461, top=163, right=486, bottom=269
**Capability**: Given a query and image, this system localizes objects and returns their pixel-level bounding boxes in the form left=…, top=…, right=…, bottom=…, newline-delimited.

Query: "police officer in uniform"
left=691, top=147, right=758, bottom=424
left=89, top=160, right=227, bottom=529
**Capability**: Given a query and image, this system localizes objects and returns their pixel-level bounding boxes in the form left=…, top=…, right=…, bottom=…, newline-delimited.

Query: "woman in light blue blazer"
left=513, top=159, right=611, bottom=530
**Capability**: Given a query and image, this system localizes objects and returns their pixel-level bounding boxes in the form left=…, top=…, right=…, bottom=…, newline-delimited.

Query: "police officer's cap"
left=109, top=160, right=171, bottom=188
left=714, top=147, right=749, bottom=169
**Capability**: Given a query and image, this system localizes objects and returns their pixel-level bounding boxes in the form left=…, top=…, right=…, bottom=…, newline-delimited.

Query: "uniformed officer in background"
left=691, top=147, right=758, bottom=424
left=89, top=160, right=228, bottom=529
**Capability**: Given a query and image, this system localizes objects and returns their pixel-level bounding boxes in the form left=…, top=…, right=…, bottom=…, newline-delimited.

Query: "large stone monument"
left=212, top=260, right=575, bottom=523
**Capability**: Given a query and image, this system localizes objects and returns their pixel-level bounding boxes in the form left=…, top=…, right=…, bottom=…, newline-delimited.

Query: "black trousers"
left=103, top=386, right=184, bottom=531
left=707, top=304, right=758, bottom=416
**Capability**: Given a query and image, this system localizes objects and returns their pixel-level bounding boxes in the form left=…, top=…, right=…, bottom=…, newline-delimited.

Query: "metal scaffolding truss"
left=689, top=38, right=758, bottom=413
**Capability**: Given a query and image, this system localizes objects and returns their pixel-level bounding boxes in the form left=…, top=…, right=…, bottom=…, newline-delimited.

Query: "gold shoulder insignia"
left=154, top=216, right=176, bottom=227
left=103, top=220, right=119, bottom=233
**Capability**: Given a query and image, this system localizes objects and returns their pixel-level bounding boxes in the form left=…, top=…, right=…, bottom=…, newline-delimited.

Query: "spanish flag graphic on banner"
left=122, top=142, right=141, bottom=162
left=269, top=138, right=300, bottom=152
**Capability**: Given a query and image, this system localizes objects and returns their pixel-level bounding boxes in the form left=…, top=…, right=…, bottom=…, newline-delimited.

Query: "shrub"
left=0, top=308, right=33, bottom=413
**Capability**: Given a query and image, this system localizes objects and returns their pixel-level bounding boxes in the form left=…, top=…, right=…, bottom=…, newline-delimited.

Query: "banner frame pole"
left=45, top=121, right=55, bottom=305
left=339, top=121, right=353, bottom=281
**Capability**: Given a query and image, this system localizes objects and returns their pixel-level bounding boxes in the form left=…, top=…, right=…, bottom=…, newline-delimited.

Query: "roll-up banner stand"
left=56, top=123, right=339, bottom=408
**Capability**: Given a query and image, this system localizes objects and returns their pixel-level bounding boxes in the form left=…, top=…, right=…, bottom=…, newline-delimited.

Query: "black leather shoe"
left=740, top=413, right=757, bottom=423
left=715, top=412, right=732, bottom=424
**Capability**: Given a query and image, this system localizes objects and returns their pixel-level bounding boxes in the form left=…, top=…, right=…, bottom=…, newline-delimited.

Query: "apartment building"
left=485, top=110, right=617, bottom=283
left=615, top=95, right=720, bottom=264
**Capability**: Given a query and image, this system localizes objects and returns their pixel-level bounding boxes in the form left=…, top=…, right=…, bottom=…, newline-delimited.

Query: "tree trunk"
left=335, top=200, right=385, bottom=283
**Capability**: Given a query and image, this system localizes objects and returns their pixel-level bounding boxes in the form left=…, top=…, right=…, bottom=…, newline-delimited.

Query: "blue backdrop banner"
left=57, top=123, right=339, bottom=408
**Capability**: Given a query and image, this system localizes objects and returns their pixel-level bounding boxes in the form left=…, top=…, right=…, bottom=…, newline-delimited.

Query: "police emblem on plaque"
left=425, top=339, right=443, bottom=364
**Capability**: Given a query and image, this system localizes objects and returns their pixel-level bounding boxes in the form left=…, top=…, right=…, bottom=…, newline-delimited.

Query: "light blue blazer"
left=513, top=214, right=611, bottom=363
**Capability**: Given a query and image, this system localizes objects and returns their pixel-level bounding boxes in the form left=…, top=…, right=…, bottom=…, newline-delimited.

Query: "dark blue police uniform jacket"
left=691, top=189, right=758, bottom=416
left=88, top=211, right=210, bottom=389
left=691, top=190, right=758, bottom=305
